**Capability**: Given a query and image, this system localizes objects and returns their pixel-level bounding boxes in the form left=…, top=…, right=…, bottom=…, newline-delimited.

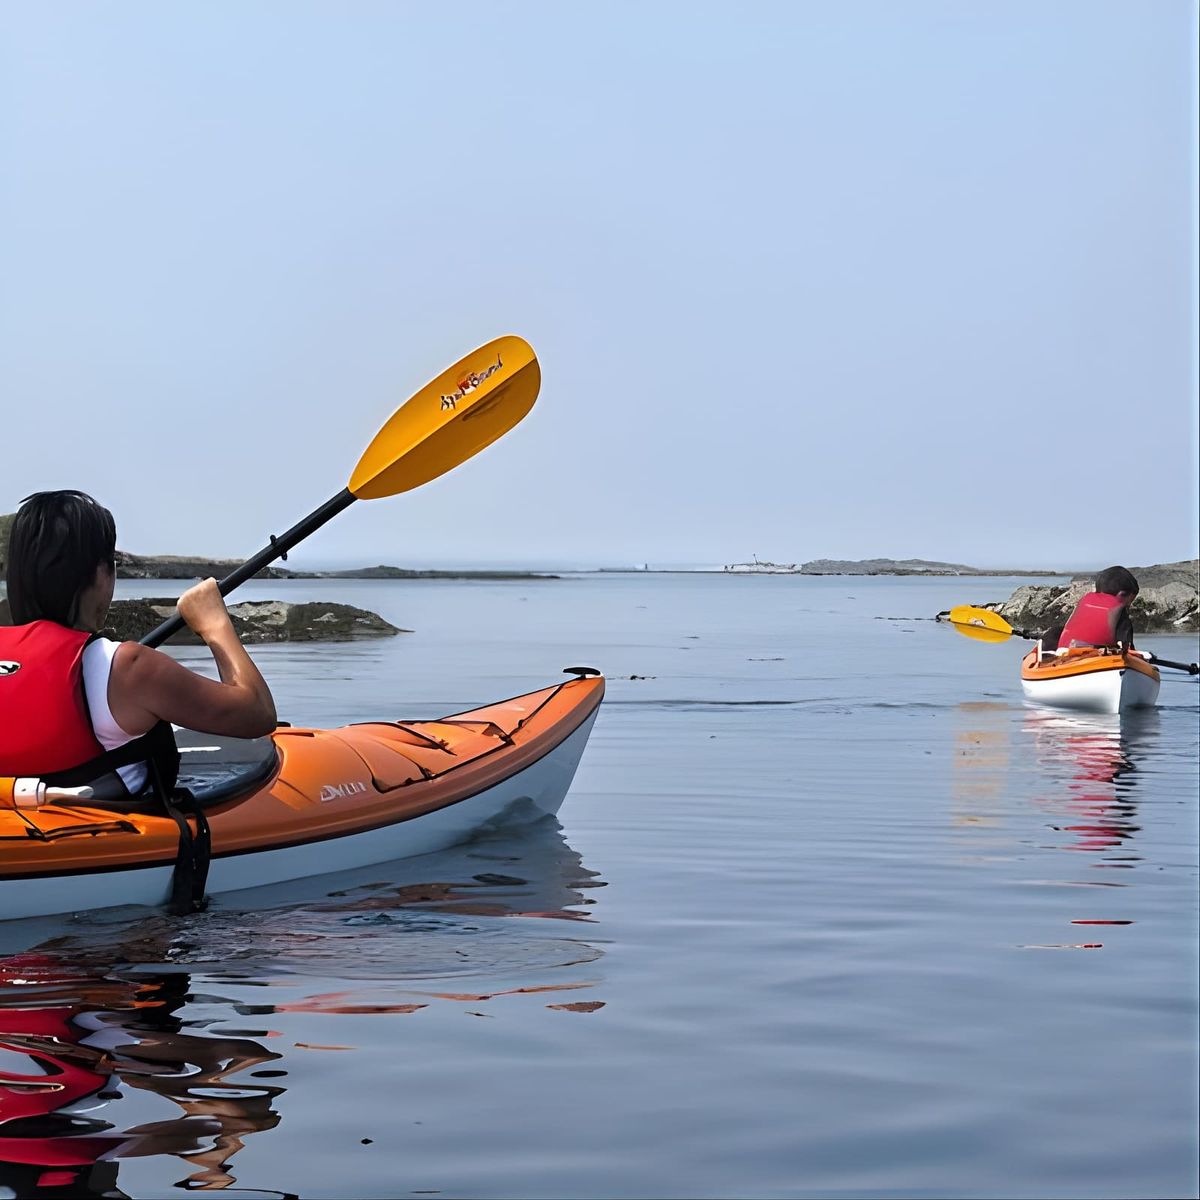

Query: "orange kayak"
left=0, top=671, right=603, bottom=921
left=1020, top=647, right=1159, bottom=714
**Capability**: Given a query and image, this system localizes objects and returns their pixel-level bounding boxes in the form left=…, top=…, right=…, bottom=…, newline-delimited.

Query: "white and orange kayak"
left=1020, top=647, right=1159, bottom=714
left=0, top=671, right=603, bottom=921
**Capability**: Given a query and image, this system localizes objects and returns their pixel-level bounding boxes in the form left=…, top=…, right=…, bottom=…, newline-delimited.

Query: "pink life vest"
left=1059, top=592, right=1126, bottom=648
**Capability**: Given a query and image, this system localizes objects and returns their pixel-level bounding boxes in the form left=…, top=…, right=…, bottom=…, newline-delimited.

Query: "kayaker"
left=1043, top=565, right=1139, bottom=652
left=0, top=490, right=276, bottom=795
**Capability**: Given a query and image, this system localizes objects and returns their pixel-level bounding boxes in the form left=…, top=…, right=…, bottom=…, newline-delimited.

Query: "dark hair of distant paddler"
left=1094, top=565, right=1139, bottom=597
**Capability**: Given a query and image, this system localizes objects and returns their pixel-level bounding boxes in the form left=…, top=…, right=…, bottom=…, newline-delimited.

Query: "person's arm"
left=1041, top=623, right=1064, bottom=652
left=1115, top=607, right=1135, bottom=649
left=107, top=579, right=277, bottom=739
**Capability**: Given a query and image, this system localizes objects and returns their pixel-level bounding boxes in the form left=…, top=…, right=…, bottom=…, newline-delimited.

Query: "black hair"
left=1094, top=565, right=1139, bottom=597
left=5, top=490, right=117, bottom=626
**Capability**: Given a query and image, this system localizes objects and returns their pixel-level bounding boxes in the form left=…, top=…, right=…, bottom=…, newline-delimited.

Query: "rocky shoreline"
left=107, top=598, right=406, bottom=645
left=0, top=596, right=405, bottom=645
left=987, top=561, right=1199, bottom=635
left=4, top=513, right=1196, bottom=636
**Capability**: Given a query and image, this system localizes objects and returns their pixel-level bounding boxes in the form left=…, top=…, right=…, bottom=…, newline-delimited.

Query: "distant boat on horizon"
left=723, top=554, right=800, bottom=574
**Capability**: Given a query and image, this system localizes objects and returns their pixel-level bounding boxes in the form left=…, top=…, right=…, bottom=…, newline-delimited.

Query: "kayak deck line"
left=0, top=673, right=604, bottom=918
left=1021, top=646, right=1159, bottom=683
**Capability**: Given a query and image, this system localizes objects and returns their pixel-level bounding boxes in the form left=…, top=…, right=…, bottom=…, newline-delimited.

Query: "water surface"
left=3, top=574, right=1196, bottom=1198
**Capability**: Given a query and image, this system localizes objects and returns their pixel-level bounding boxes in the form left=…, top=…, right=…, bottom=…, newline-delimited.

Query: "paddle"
left=141, top=335, right=540, bottom=649
left=936, top=606, right=1199, bottom=673
left=1145, top=653, right=1200, bottom=675
left=935, top=605, right=1037, bottom=642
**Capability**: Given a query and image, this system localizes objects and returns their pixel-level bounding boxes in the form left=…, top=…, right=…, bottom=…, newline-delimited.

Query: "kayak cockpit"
left=176, top=727, right=280, bottom=806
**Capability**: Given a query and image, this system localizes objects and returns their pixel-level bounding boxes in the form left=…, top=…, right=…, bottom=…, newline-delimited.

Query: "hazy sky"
left=2, top=2, right=1196, bottom=570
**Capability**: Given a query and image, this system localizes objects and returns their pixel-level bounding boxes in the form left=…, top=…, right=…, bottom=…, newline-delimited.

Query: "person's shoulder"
left=110, top=640, right=170, bottom=680
left=82, top=635, right=122, bottom=665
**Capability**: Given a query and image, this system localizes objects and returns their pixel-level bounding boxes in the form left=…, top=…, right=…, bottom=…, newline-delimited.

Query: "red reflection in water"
left=0, top=953, right=284, bottom=1197
left=2, top=828, right=608, bottom=1194
left=1025, top=711, right=1143, bottom=861
left=1023, top=709, right=1157, bottom=940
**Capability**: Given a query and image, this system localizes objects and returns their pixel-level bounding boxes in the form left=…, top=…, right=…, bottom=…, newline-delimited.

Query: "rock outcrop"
left=801, top=557, right=1060, bottom=576
left=113, top=551, right=288, bottom=581
left=0, top=597, right=406, bottom=644
left=991, top=561, right=1199, bottom=635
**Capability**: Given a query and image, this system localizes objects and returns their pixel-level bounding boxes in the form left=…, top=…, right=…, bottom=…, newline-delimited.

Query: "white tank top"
left=80, top=638, right=148, bottom=794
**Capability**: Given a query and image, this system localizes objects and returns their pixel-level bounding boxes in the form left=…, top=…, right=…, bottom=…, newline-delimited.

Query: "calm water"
left=2, top=574, right=1197, bottom=1199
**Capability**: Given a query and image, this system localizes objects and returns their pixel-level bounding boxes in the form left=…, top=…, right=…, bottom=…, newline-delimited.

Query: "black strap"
left=42, top=720, right=181, bottom=793
left=147, top=753, right=211, bottom=916
left=162, top=788, right=211, bottom=915
left=43, top=722, right=209, bottom=913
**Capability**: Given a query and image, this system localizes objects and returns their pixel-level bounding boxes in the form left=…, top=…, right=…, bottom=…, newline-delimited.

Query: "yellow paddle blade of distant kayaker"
left=945, top=605, right=1015, bottom=644
left=349, top=335, right=540, bottom=499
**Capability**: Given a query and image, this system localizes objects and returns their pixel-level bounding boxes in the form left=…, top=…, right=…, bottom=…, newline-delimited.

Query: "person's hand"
left=177, top=578, right=234, bottom=641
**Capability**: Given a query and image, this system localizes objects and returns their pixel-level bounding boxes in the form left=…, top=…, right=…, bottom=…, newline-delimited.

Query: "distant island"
left=605, top=557, right=1066, bottom=576
left=0, top=513, right=1185, bottom=582
left=723, top=556, right=799, bottom=574
left=0, top=513, right=558, bottom=582
left=796, top=558, right=1063, bottom=577
left=116, top=556, right=559, bottom=582
left=278, top=564, right=560, bottom=581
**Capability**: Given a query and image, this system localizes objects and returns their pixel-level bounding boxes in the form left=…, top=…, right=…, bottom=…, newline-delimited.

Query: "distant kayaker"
left=0, top=490, right=276, bottom=796
left=1043, top=566, right=1139, bottom=652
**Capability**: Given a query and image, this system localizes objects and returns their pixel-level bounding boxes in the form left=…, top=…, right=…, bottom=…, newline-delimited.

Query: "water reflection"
left=1, top=821, right=605, bottom=1195
left=951, top=702, right=1157, bottom=868
left=951, top=701, right=1013, bottom=825
left=1024, top=708, right=1157, bottom=864
left=0, top=955, right=285, bottom=1197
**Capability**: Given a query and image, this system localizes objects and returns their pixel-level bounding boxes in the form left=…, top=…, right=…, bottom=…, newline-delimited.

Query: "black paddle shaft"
left=140, top=488, right=356, bottom=649
left=1147, top=653, right=1200, bottom=675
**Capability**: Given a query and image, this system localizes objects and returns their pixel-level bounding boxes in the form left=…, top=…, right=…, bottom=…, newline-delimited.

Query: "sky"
left=1, top=1, right=1197, bottom=571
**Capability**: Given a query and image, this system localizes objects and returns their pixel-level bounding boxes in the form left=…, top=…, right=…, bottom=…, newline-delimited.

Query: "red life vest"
left=0, top=621, right=106, bottom=777
left=0, top=954, right=130, bottom=1176
left=1059, top=592, right=1126, bottom=648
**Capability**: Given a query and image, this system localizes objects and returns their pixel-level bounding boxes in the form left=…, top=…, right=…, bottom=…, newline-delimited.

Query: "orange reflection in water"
left=951, top=701, right=1014, bottom=829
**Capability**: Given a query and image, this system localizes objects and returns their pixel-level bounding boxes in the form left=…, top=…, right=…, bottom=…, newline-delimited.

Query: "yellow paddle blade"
left=946, top=604, right=1014, bottom=644
left=349, top=335, right=540, bottom=499
left=950, top=622, right=1012, bottom=645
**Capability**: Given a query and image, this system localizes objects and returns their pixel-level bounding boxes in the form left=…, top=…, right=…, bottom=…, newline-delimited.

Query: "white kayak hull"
left=1021, top=663, right=1160, bottom=714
